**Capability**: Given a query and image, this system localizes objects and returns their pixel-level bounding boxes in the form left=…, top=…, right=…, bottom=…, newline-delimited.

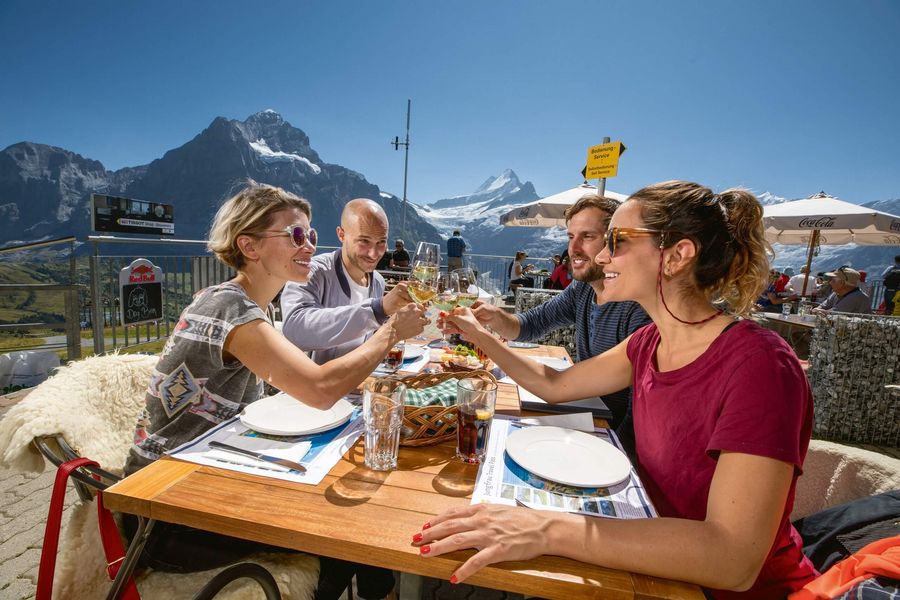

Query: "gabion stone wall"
left=513, top=287, right=577, bottom=359
left=808, top=313, right=900, bottom=446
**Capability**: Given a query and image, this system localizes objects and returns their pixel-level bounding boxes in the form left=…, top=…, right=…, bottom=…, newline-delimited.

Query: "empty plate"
left=240, top=394, right=354, bottom=436
left=505, top=426, right=631, bottom=488
left=403, top=345, right=428, bottom=362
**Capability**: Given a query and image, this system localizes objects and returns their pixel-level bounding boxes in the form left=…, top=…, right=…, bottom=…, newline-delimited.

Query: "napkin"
left=404, top=379, right=459, bottom=408
left=498, top=355, right=570, bottom=384
left=516, top=412, right=595, bottom=432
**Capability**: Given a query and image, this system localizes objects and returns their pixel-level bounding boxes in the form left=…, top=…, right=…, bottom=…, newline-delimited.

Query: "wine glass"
left=433, top=272, right=460, bottom=342
left=408, top=242, right=440, bottom=339
left=412, top=241, right=441, bottom=270
left=452, top=267, right=479, bottom=308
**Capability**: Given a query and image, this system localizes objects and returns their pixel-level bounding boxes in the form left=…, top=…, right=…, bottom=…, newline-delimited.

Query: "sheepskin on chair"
left=791, top=439, right=900, bottom=521
left=0, top=353, right=319, bottom=599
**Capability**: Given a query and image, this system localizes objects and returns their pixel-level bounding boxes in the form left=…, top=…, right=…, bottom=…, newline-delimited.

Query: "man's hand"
left=383, top=281, right=412, bottom=316
left=470, top=301, right=520, bottom=339
left=389, top=302, right=428, bottom=340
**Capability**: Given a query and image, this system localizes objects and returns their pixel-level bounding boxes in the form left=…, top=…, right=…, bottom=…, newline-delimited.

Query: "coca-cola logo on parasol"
left=798, top=216, right=836, bottom=228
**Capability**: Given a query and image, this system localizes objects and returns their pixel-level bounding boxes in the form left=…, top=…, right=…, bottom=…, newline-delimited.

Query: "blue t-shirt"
left=447, top=236, right=466, bottom=258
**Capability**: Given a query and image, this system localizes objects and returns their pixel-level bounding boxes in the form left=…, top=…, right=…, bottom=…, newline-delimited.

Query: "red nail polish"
left=422, top=522, right=432, bottom=530
left=419, top=545, right=431, bottom=555
left=412, top=532, right=423, bottom=543
left=450, top=575, right=459, bottom=584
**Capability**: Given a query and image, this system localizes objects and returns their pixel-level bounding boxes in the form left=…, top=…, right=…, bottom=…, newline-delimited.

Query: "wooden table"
left=757, top=313, right=816, bottom=359
left=103, top=343, right=704, bottom=600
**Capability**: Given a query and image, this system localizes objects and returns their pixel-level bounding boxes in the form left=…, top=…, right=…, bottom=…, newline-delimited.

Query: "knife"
left=208, top=440, right=307, bottom=473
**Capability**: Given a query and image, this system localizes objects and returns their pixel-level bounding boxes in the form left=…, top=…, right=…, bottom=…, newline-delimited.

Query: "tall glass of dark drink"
left=455, top=378, right=498, bottom=464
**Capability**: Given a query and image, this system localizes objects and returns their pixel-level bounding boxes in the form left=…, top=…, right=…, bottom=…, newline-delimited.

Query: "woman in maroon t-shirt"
left=419, top=181, right=816, bottom=599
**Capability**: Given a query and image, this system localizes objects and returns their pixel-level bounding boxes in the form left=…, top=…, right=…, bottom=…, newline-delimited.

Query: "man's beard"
left=571, top=257, right=604, bottom=283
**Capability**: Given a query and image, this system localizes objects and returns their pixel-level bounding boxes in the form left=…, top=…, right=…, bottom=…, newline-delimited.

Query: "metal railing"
left=1, top=235, right=549, bottom=359
left=0, top=237, right=83, bottom=360
left=87, top=236, right=236, bottom=354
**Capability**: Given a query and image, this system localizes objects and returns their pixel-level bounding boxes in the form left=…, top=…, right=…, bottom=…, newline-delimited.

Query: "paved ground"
left=0, top=391, right=80, bottom=599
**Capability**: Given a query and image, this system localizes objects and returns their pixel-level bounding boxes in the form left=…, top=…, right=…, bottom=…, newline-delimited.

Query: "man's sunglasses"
left=261, top=224, right=318, bottom=248
left=604, top=227, right=667, bottom=257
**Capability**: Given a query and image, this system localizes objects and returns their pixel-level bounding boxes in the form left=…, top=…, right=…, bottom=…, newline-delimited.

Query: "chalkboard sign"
left=119, top=259, right=164, bottom=326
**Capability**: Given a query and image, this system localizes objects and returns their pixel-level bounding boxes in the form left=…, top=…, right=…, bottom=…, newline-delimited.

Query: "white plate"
left=240, top=394, right=354, bottom=436
left=403, top=344, right=428, bottom=362
left=505, top=426, right=631, bottom=488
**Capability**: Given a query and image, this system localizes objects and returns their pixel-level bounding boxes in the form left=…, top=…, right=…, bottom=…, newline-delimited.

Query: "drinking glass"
left=455, top=378, right=498, bottom=464
left=363, top=379, right=405, bottom=471
left=408, top=243, right=440, bottom=343
left=412, top=241, right=441, bottom=268
left=452, top=267, right=479, bottom=308
left=432, top=272, right=460, bottom=342
left=782, top=302, right=792, bottom=318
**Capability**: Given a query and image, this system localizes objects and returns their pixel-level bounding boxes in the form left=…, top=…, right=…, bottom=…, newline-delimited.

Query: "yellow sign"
left=586, top=141, right=625, bottom=179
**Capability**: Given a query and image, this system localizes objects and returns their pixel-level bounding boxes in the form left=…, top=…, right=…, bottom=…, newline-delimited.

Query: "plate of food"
left=440, top=344, right=489, bottom=372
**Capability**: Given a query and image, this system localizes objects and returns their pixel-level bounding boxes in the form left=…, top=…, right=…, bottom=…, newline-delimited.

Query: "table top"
left=759, top=313, right=817, bottom=329
left=103, top=342, right=704, bottom=600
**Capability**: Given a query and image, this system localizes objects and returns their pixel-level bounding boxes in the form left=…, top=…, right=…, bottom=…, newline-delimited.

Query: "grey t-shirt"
left=124, top=282, right=269, bottom=476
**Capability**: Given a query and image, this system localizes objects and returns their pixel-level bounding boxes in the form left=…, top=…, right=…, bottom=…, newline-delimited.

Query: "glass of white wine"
left=432, top=272, right=460, bottom=341
left=407, top=242, right=440, bottom=340
left=452, top=267, right=479, bottom=308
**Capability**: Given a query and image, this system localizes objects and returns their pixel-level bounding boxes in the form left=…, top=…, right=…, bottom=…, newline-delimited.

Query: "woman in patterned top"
left=424, top=181, right=816, bottom=599
left=124, top=182, right=425, bottom=600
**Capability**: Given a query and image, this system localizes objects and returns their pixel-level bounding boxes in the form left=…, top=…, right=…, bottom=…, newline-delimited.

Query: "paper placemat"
left=169, top=406, right=363, bottom=485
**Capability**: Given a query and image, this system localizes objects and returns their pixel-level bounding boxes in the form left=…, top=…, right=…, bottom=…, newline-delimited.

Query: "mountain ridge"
left=0, top=111, right=439, bottom=251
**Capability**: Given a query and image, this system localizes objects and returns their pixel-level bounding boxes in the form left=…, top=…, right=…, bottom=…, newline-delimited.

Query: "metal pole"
left=597, top=136, right=610, bottom=196
left=90, top=242, right=104, bottom=355
left=400, top=99, right=411, bottom=237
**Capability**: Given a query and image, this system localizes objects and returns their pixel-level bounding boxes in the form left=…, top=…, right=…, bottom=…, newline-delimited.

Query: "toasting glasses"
left=408, top=242, right=440, bottom=306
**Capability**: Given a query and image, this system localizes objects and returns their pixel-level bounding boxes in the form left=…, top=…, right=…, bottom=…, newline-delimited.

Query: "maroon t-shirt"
left=626, top=319, right=817, bottom=599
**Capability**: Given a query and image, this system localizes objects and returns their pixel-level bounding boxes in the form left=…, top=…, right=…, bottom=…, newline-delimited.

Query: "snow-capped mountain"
left=419, top=170, right=570, bottom=256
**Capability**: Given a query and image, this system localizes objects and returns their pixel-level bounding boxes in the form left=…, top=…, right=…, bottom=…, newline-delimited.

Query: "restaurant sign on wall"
left=119, top=259, right=164, bottom=326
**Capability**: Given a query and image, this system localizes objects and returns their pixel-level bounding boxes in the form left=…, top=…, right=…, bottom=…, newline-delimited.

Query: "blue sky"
left=2, top=0, right=898, bottom=205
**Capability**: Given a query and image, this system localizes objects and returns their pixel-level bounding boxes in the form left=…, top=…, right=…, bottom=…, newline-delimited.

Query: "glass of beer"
left=363, top=379, right=406, bottom=471
left=456, top=378, right=498, bottom=464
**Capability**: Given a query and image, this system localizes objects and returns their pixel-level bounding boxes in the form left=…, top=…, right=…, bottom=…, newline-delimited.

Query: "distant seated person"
left=547, top=255, right=572, bottom=290
left=786, top=265, right=816, bottom=298
left=508, top=250, right=534, bottom=292
left=814, top=266, right=872, bottom=314
left=773, top=268, right=790, bottom=293
left=390, top=238, right=410, bottom=270
left=755, top=269, right=791, bottom=313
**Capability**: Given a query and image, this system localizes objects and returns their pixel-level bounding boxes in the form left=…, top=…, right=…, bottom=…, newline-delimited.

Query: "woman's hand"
left=411, top=504, right=552, bottom=583
left=444, top=307, right=486, bottom=341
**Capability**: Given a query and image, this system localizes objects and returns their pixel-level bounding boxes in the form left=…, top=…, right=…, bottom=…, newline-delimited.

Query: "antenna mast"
left=392, top=99, right=412, bottom=236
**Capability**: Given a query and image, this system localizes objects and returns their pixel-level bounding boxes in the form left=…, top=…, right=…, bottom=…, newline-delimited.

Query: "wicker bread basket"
left=391, top=370, right=496, bottom=447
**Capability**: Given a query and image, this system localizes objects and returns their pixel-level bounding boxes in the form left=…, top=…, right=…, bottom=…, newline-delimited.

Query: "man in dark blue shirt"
left=447, top=230, right=468, bottom=271
left=471, top=195, right=650, bottom=441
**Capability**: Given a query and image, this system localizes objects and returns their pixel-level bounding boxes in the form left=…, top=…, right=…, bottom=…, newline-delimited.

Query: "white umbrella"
left=764, top=191, right=900, bottom=246
left=763, top=191, right=900, bottom=293
left=499, top=184, right=629, bottom=228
